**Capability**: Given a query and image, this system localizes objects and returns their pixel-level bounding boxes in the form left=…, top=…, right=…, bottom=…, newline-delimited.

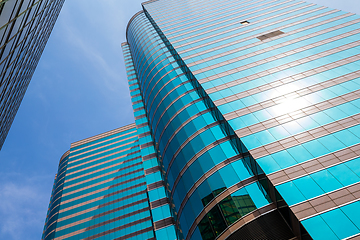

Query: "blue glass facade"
left=123, top=2, right=301, bottom=239
left=123, top=13, right=278, bottom=239
left=123, top=41, right=178, bottom=239
left=138, top=0, right=360, bottom=239
left=44, top=0, right=360, bottom=239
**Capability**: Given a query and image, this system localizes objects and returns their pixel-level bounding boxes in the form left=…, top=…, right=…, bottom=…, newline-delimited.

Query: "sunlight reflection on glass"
left=269, top=82, right=299, bottom=99
left=269, top=97, right=309, bottom=117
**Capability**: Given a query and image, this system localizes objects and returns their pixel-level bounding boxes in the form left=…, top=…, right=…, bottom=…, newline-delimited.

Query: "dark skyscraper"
left=0, top=0, right=65, bottom=149
left=43, top=0, right=360, bottom=239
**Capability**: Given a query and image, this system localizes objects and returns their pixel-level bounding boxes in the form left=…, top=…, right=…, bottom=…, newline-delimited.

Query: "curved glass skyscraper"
left=0, top=0, right=64, bottom=150
left=43, top=0, right=360, bottom=239
left=124, top=8, right=300, bottom=240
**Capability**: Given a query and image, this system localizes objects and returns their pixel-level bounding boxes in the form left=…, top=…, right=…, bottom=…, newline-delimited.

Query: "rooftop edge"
left=70, top=123, right=136, bottom=148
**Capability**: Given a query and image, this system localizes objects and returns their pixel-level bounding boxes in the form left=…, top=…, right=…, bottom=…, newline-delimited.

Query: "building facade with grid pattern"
left=42, top=124, right=157, bottom=240
left=0, top=0, right=64, bottom=150
left=43, top=0, right=360, bottom=239
left=133, top=0, right=360, bottom=239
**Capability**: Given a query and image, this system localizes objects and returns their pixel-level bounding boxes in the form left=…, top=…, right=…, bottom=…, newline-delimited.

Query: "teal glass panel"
left=152, top=205, right=172, bottom=222
left=302, top=215, right=338, bottom=240
left=310, top=170, right=343, bottom=193
left=345, top=158, right=360, bottom=177
left=341, top=201, right=360, bottom=229
left=271, top=150, right=297, bottom=169
left=267, top=125, right=290, bottom=140
left=302, top=140, right=329, bottom=158
left=218, top=164, right=240, bottom=188
left=293, top=176, right=324, bottom=200
left=245, top=182, right=271, bottom=208
left=333, top=129, right=360, bottom=147
left=276, top=181, right=306, bottom=206
left=286, top=145, right=313, bottom=164
left=327, top=164, right=360, bottom=186
left=155, top=225, right=178, bottom=240
left=317, top=135, right=346, bottom=152
left=256, top=155, right=282, bottom=174
left=321, top=208, right=359, bottom=239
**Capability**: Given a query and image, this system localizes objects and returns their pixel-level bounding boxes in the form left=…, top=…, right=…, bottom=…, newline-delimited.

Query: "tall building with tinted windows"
left=42, top=124, right=158, bottom=240
left=0, top=0, right=64, bottom=150
left=44, top=0, right=360, bottom=239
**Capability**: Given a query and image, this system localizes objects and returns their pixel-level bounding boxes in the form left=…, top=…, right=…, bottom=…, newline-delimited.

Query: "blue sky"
left=0, top=0, right=359, bottom=239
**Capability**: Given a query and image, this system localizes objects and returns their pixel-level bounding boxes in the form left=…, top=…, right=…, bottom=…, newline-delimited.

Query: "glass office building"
left=42, top=124, right=157, bottom=240
left=0, top=0, right=64, bottom=150
left=44, top=0, right=360, bottom=239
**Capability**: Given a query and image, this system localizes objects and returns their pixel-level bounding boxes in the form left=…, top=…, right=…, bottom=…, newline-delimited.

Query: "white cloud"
left=0, top=175, right=51, bottom=240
